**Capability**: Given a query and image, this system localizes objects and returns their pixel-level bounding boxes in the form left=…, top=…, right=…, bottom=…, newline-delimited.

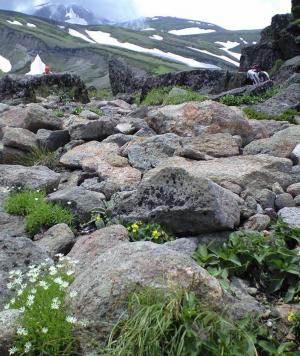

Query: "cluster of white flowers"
left=4, top=255, right=85, bottom=355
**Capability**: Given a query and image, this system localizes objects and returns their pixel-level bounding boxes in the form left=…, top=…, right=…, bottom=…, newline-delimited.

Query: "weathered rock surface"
left=35, top=223, right=75, bottom=258
left=0, top=104, right=63, bottom=133
left=125, top=133, right=182, bottom=170
left=67, top=241, right=223, bottom=321
left=113, top=166, right=241, bottom=235
left=0, top=73, right=89, bottom=104
left=63, top=115, right=116, bottom=141
left=47, top=187, right=105, bottom=220
left=2, top=127, right=37, bottom=152
left=287, top=182, right=300, bottom=196
left=37, top=129, right=70, bottom=151
left=68, top=225, right=129, bottom=271
left=146, top=155, right=294, bottom=191
left=275, top=193, right=296, bottom=210
left=252, top=84, right=300, bottom=115
left=244, top=214, right=271, bottom=231
left=146, top=100, right=252, bottom=144
left=0, top=309, right=22, bottom=356
left=0, top=235, right=50, bottom=308
left=243, top=126, right=300, bottom=158
left=0, top=165, right=60, bottom=192
left=278, top=207, right=300, bottom=227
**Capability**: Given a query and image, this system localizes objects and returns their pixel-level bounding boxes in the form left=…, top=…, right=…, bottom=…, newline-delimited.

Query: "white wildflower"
left=66, top=270, right=74, bottom=276
left=24, top=342, right=32, bottom=353
left=49, top=266, right=58, bottom=276
left=67, top=201, right=72, bottom=205
left=19, top=307, right=25, bottom=313
left=69, top=290, right=78, bottom=298
left=266, top=320, right=273, bottom=327
left=54, top=277, right=64, bottom=285
left=31, top=288, right=37, bottom=294
left=17, top=289, right=24, bottom=297
left=51, top=297, right=61, bottom=310
left=41, top=327, right=48, bottom=334
left=16, top=327, right=28, bottom=336
left=39, top=281, right=49, bottom=290
left=10, top=298, right=16, bottom=305
left=4, top=303, right=10, bottom=310
left=34, top=198, right=39, bottom=201
left=14, top=277, right=23, bottom=285
left=55, top=253, right=64, bottom=259
left=79, top=319, right=88, bottom=327
left=7, top=282, right=13, bottom=290
left=8, top=346, right=18, bottom=355
left=66, top=315, right=77, bottom=324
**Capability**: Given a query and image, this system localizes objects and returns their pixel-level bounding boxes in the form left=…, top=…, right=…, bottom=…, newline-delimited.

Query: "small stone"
left=278, top=207, right=300, bottom=228
left=287, top=182, right=300, bottom=197
left=294, top=195, right=300, bottom=206
left=243, top=214, right=271, bottom=231
left=275, top=193, right=295, bottom=210
left=272, top=182, right=284, bottom=195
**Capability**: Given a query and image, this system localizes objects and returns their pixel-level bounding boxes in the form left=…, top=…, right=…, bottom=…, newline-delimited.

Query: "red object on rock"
left=44, top=65, right=50, bottom=75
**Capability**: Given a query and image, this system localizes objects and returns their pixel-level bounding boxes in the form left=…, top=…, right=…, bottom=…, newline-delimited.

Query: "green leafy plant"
left=88, top=107, right=103, bottom=116
left=20, top=146, right=59, bottom=169
left=126, top=221, right=174, bottom=244
left=88, top=88, right=113, bottom=100
left=243, top=107, right=298, bottom=124
left=81, top=200, right=116, bottom=230
left=71, top=106, right=84, bottom=115
left=142, top=86, right=207, bottom=106
left=4, top=191, right=74, bottom=237
left=219, top=88, right=280, bottom=106
left=194, top=222, right=300, bottom=301
left=54, top=111, right=65, bottom=118
left=105, top=287, right=292, bottom=356
left=4, top=256, right=86, bottom=355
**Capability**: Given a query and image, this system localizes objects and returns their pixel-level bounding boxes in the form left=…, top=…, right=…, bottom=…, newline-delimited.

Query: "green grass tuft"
left=219, top=88, right=280, bottom=107
left=20, top=146, right=59, bottom=170
left=4, top=191, right=74, bottom=237
left=243, top=107, right=298, bottom=124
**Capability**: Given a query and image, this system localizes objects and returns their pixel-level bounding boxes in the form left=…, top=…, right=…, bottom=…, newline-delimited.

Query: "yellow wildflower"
left=152, top=229, right=161, bottom=240
left=131, top=223, right=139, bottom=233
left=287, top=311, right=294, bottom=322
left=95, top=215, right=102, bottom=222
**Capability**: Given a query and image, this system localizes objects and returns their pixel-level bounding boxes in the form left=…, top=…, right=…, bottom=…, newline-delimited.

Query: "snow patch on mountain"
left=188, top=47, right=239, bottom=67
left=86, top=30, right=219, bottom=69
left=69, top=29, right=95, bottom=43
left=215, top=41, right=241, bottom=60
left=27, top=23, right=36, bottom=28
left=150, top=35, right=163, bottom=41
left=7, top=20, right=23, bottom=26
left=141, top=28, right=156, bottom=31
left=0, top=55, right=12, bottom=73
left=65, top=8, right=88, bottom=25
left=26, top=55, right=46, bottom=75
left=240, top=37, right=248, bottom=44
left=168, top=27, right=216, bottom=35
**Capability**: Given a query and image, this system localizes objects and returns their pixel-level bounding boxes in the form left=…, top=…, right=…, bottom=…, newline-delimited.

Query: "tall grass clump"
left=4, top=255, right=86, bottom=355
left=243, top=107, right=298, bottom=124
left=4, top=191, right=74, bottom=237
left=21, top=146, right=59, bottom=170
left=105, top=287, right=292, bottom=355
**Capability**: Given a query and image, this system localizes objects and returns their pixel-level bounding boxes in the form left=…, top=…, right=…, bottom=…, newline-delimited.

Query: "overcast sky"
left=0, top=0, right=291, bottom=30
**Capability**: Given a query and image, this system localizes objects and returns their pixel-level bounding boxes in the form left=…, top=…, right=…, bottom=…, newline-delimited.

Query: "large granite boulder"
left=278, top=207, right=300, bottom=228
left=146, top=100, right=252, bottom=144
left=113, top=166, right=241, bottom=235
left=67, top=241, right=223, bottom=321
left=2, top=127, right=37, bottom=152
left=0, top=165, right=60, bottom=193
left=243, top=126, right=300, bottom=158
left=252, top=84, right=300, bottom=115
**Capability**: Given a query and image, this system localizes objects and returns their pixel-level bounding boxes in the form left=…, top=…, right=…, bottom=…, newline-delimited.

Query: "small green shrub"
left=126, top=221, right=175, bottom=244
left=54, top=111, right=64, bottom=118
left=142, top=86, right=207, bottom=106
left=88, top=107, right=103, bottom=116
left=20, top=146, right=59, bottom=169
left=4, top=191, right=74, bottom=237
left=193, top=222, right=300, bottom=301
left=105, top=287, right=293, bottom=355
left=71, top=106, right=84, bottom=115
left=4, top=256, right=85, bottom=355
left=81, top=201, right=116, bottom=230
left=142, top=86, right=172, bottom=106
left=220, top=88, right=280, bottom=107
left=243, top=107, right=298, bottom=124
left=88, top=88, right=113, bottom=100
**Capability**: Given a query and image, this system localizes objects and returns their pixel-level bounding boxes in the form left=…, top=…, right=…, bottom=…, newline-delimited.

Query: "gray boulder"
left=0, top=165, right=60, bottom=193
left=287, top=182, right=300, bottom=197
left=2, top=127, right=37, bottom=152
left=67, top=241, right=223, bottom=321
left=0, top=235, right=50, bottom=308
left=275, top=193, right=296, bottom=210
left=37, top=129, right=70, bottom=151
left=0, top=309, right=21, bottom=356
left=47, top=187, right=105, bottom=221
left=35, top=223, right=75, bottom=258
left=243, top=214, right=271, bottom=231
left=113, top=166, right=240, bottom=235
left=278, top=207, right=300, bottom=228
left=24, top=103, right=63, bottom=132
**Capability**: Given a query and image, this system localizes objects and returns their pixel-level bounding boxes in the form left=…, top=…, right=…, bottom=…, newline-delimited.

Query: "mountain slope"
left=0, top=10, right=260, bottom=88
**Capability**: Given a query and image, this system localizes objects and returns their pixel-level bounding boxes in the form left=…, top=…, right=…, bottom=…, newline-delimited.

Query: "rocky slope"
left=0, top=46, right=300, bottom=352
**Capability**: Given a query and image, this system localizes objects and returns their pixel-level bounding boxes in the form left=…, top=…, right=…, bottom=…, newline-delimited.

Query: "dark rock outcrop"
left=0, top=73, right=89, bottom=104
left=109, top=58, right=247, bottom=98
left=240, top=7, right=300, bottom=71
